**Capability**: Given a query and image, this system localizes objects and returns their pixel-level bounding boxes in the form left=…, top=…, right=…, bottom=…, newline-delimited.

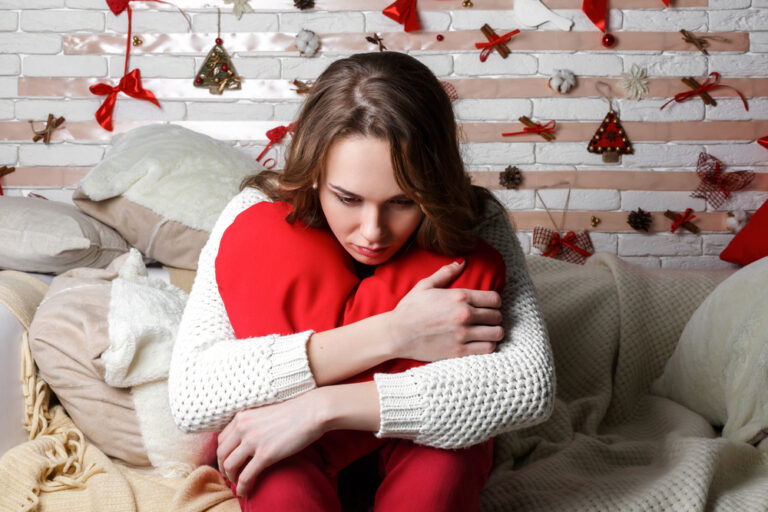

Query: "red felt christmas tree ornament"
left=588, top=82, right=632, bottom=163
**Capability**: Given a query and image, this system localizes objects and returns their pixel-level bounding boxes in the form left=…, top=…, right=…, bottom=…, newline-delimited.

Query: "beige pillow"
left=73, top=124, right=261, bottom=270
left=651, top=256, right=768, bottom=444
left=0, top=197, right=129, bottom=274
left=28, top=254, right=149, bottom=466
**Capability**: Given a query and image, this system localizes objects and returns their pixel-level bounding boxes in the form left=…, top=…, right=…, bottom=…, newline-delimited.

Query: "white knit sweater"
left=168, top=187, right=555, bottom=449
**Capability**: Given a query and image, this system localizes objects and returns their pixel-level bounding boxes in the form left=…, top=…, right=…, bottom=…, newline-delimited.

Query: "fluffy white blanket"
left=480, top=254, right=768, bottom=511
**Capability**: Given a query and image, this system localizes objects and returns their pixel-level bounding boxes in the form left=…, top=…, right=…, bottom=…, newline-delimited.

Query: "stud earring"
left=312, top=182, right=318, bottom=190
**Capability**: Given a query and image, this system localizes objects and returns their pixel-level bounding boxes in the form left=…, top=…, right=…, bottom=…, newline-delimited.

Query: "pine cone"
left=294, top=0, right=314, bottom=9
left=499, top=166, right=523, bottom=190
left=627, top=208, right=652, bottom=232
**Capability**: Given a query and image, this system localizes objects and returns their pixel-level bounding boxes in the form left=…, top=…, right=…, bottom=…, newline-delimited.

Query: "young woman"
left=168, top=52, right=554, bottom=511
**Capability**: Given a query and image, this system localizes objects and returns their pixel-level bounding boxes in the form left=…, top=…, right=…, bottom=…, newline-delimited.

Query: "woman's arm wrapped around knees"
left=168, top=188, right=320, bottom=433
left=372, top=206, right=556, bottom=450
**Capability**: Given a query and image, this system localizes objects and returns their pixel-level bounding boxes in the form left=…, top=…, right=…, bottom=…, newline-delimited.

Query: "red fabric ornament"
left=690, top=152, right=755, bottom=209
left=588, top=109, right=632, bottom=162
left=256, top=122, right=296, bottom=162
left=533, top=226, right=594, bottom=265
left=661, top=72, right=749, bottom=111
left=382, top=0, right=420, bottom=32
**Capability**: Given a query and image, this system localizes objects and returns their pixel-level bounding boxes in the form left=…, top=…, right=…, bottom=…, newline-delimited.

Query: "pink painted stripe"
left=20, top=77, right=766, bottom=101
left=2, top=121, right=766, bottom=143
left=61, top=31, right=745, bottom=55
left=8, top=167, right=765, bottom=193
left=471, top=170, right=768, bottom=191
left=509, top=210, right=725, bottom=232
left=124, top=0, right=707, bottom=11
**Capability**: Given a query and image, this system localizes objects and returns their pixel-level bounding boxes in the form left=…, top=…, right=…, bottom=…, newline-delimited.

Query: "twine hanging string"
left=660, top=72, right=748, bottom=111
left=534, top=179, right=592, bottom=258
left=535, top=180, right=571, bottom=233
left=595, top=80, right=614, bottom=111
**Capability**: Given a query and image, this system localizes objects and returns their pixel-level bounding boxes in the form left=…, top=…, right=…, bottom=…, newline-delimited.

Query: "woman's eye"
left=336, top=195, right=360, bottom=205
left=390, top=199, right=416, bottom=207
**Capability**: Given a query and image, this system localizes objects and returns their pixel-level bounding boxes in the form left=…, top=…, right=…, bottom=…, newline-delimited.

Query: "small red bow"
left=670, top=208, right=696, bottom=233
left=382, top=0, right=420, bottom=32
left=543, top=231, right=592, bottom=258
left=475, top=30, right=520, bottom=62
left=690, top=152, right=754, bottom=209
left=661, top=72, right=748, bottom=111
left=89, top=69, right=159, bottom=131
left=502, top=120, right=556, bottom=138
left=256, top=122, right=297, bottom=162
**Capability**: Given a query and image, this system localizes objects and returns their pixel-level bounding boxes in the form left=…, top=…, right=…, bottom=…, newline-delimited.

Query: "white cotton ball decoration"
left=295, top=29, right=320, bottom=57
left=548, top=69, right=576, bottom=94
left=726, top=209, right=750, bottom=233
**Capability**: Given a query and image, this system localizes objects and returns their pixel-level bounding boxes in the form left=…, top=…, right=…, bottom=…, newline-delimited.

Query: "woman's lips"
left=353, top=244, right=388, bottom=257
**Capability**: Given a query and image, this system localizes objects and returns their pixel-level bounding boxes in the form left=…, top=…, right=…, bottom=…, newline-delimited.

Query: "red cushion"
left=216, top=201, right=505, bottom=383
left=720, top=199, right=768, bottom=266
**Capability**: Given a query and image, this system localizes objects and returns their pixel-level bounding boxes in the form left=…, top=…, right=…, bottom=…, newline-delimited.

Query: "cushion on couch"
left=719, top=198, right=768, bottom=266
left=651, top=256, right=768, bottom=444
left=73, top=124, right=261, bottom=270
left=0, top=196, right=129, bottom=274
left=28, top=250, right=210, bottom=476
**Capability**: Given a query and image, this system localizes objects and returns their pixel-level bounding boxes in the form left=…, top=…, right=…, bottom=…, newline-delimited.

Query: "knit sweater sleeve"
left=372, top=206, right=556, bottom=449
left=168, top=188, right=317, bottom=433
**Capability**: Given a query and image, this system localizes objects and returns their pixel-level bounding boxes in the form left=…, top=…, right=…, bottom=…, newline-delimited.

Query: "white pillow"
left=651, top=256, right=768, bottom=444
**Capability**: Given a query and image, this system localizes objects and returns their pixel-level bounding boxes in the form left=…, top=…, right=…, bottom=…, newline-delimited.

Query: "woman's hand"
left=216, top=390, right=326, bottom=497
left=387, top=260, right=504, bottom=362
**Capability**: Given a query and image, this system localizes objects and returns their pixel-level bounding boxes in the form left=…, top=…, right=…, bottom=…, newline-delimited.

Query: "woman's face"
left=318, top=135, right=424, bottom=265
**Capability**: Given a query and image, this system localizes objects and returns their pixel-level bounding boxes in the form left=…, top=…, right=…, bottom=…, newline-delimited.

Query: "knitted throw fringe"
left=19, top=328, right=103, bottom=510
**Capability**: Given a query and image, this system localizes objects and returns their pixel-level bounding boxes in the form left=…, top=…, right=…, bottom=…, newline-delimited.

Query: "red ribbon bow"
left=660, top=72, right=749, bottom=111
left=758, top=135, right=768, bottom=151
left=690, top=152, right=754, bottom=209
left=502, top=120, right=556, bottom=138
left=670, top=208, right=696, bottom=233
left=382, top=0, right=420, bottom=32
left=256, top=122, right=297, bottom=162
left=581, top=0, right=607, bottom=32
left=89, top=69, right=159, bottom=131
left=543, top=231, right=592, bottom=258
left=475, top=30, right=520, bottom=62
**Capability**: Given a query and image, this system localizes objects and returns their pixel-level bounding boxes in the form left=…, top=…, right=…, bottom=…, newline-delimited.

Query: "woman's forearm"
left=317, top=380, right=381, bottom=433
left=307, top=313, right=396, bottom=386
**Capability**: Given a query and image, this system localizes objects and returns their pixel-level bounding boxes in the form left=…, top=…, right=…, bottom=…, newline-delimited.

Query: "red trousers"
left=234, top=429, right=494, bottom=511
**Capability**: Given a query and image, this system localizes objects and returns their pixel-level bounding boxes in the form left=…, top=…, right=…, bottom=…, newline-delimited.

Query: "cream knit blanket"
left=480, top=254, right=768, bottom=511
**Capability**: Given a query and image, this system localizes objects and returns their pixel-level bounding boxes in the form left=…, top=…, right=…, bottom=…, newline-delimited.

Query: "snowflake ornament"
left=618, top=64, right=649, bottom=101
left=224, top=0, right=253, bottom=20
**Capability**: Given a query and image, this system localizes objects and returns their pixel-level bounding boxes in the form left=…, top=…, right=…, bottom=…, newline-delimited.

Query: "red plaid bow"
left=690, top=152, right=754, bottom=209
left=533, top=227, right=594, bottom=265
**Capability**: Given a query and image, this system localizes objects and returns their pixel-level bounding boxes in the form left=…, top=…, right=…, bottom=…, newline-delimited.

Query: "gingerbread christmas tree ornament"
left=588, top=109, right=632, bottom=163
left=194, top=10, right=242, bottom=95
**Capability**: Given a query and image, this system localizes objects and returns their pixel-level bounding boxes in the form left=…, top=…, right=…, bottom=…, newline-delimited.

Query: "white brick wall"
left=0, top=2, right=766, bottom=270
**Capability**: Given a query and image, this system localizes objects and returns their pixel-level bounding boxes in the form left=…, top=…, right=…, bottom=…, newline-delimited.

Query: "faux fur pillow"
left=73, top=124, right=261, bottom=270
left=28, top=250, right=210, bottom=476
left=651, top=256, right=768, bottom=444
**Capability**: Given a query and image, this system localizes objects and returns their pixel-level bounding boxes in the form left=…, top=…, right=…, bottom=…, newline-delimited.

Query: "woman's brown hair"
left=242, top=51, right=501, bottom=256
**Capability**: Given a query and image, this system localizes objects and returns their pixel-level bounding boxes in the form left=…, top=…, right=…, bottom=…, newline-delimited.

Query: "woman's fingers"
left=413, top=260, right=465, bottom=291
left=461, top=340, right=498, bottom=356
left=236, top=456, right=267, bottom=498
left=221, top=443, right=253, bottom=485
left=463, top=289, right=502, bottom=309
left=469, top=306, right=503, bottom=327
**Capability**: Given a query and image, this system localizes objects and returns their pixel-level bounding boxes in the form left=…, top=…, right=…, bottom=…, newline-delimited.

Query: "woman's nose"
left=360, top=205, right=385, bottom=242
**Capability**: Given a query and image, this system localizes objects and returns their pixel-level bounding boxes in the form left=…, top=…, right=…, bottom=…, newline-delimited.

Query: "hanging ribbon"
left=256, top=122, right=296, bottom=162
left=661, top=0, right=669, bottom=5
left=660, top=72, right=749, bottom=111
left=475, top=29, right=520, bottom=62
left=91, top=0, right=190, bottom=131
left=670, top=208, right=696, bottom=233
left=90, top=69, right=159, bottom=132
left=542, top=231, right=592, bottom=258
left=502, top=120, right=556, bottom=138
left=581, top=0, right=607, bottom=32
left=382, top=0, right=420, bottom=33
left=758, top=136, right=768, bottom=151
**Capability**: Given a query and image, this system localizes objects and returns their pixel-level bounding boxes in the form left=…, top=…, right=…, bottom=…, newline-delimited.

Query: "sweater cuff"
left=268, top=330, right=317, bottom=401
left=373, top=371, right=423, bottom=440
